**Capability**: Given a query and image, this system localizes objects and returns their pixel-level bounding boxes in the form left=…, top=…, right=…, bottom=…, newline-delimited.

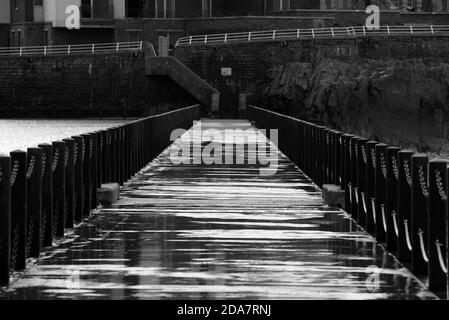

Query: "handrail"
left=246, top=104, right=449, bottom=294
left=0, top=41, right=143, bottom=57
left=175, top=25, right=449, bottom=47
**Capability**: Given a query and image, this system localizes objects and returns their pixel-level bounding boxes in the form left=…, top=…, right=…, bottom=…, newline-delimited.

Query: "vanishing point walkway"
left=0, top=120, right=437, bottom=299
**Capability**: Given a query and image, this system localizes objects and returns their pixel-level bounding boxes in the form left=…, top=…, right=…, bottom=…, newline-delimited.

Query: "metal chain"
left=418, top=229, right=429, bottom=263
left=10, top=160, right=20, bottom=186
left=26, top=218, right=34, bottom=258
left=64, top=146, right=69, bottom=167
left=361, top=145, right=367, bottom=164
left=81, top=140, right=85, bottom=162
left=90, top=140, right=94, bottom=159
left=74, top=142, right=78, bottom=164
left=403, top=159, right=412, bottom=186
left=418, top=164, right=429, bottom=198
left=40, top=208, right=47, bottom=249
left=10, top=225, right=19, bottom=270
left=41, top=152, right=46, bottom=178
left=52, top=149, right=59, bottom=172
left=371, top=148, right=376, bottom=168
left=380, top=152, right=387, bottom=179
left=391, top=156, right=399, bottom=180
left=26, top=155, right=36, bottom=179
left=435, top=169, right=447, bottom=201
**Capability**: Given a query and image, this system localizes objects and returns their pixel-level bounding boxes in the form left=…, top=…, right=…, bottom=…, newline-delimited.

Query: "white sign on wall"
left=221, top=68, right=232, bottom=77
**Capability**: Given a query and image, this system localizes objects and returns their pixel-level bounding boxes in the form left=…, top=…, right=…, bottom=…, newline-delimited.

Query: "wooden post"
left=38, top=144, right=53, bottom=247
left=10, top=150, right=27, bottom=271
left=81, top=134, right=91, bottom=217
left=375, top=143, right=388, bottom=242
left=397, top=150, right=414, bottom=263
left=411, top=154, right=429, bottom=275
left=428, top=159, right=448, bottom=296
left=62, top=138, right=75, bottom=229
left=26, top=147, right=43, bottom=258
left=52, top=141, right=66, bottom=238
left=71, top=136, right=84, bottom=223
left=0, top=155, right=11, bottom=285
left=386, top=147, right=401, bottom=253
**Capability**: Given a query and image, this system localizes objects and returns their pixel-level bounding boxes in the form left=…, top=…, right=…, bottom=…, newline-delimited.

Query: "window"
left=17, top=30, right=22, bottom=47
left=33, top=0, right=43, bottom=6
left=10, top=31, right=15, bottom=47
left=13, top=0, right=18, bottom=10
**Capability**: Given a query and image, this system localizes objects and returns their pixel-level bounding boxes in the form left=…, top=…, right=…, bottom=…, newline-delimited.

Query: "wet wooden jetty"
left=0, top=120, right=438, bottom=300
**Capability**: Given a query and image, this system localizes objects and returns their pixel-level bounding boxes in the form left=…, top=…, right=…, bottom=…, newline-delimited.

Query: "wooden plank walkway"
left=0, top=120, right=438, bottom=300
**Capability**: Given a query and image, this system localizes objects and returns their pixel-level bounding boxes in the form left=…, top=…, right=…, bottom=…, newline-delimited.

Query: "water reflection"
left=0, top=120, right=438, bottom=300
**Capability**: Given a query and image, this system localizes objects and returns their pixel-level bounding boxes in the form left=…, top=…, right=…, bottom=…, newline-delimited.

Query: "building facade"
left=2, top=0, right=449, bottom=47
left=0, top=0, right=10, bottom=46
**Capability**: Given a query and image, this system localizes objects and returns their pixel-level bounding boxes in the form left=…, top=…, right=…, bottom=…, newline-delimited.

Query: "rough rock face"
left=255, top=58, right=449, bottom=157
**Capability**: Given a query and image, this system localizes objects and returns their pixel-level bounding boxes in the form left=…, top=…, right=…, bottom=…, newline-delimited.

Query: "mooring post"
left=428, top=159, right=448, bottom=296
left=386, top=147, right=401, bottom=253
left=89, top=133, right=98, bottom=209
left=122, top=126, right=129, bottom=181
left=117, top=127, right=124, bottom=186
left=411, top=154, right=429, bottom=275
left=52, top=141, right=66, bottom=238
left=10, top=150, right=27, bottom=271
left=0, top=154, right=11, bottom=285
left=26, top=147, right=43, bottom=258
left=356, top=138, right=368, bottom=228
left=365, top=141, right=378, bottom=235
left=349, top=137, right=359, bottom=221
left=99, top=130, right=109, bottom=184
left=342, top=134, right=354, bottom=213
left=375, top=144, right=388, bottom=243
left=397, top=150, right=414, bottom=263
left=81, top=134, right=91, bottom=218
left=334, top=131, right=343, bottom=188
left=38, top=144, right=53, bottom=247
left=62, top=138, right=75, bottom=229
left=71, top=137, right=84, bottom=223
left=108, top=129, right=117, bottom=183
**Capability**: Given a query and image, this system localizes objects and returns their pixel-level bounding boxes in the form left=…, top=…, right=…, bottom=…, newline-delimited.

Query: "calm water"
left=0, top=119, right=132, bottom=155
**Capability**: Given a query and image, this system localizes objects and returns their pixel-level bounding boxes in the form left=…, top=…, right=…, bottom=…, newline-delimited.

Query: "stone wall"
left=173, top=35, right=449, bottom=155
left=0, top=52, right=197, bottom=118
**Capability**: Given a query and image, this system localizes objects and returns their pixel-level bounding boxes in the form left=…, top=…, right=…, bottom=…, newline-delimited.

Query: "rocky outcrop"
left=255, top=58, right=449, bottom=157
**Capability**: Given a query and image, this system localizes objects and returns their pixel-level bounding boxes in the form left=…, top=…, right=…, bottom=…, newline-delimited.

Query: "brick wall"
left=0, top=23, right=9, bottom=47
left=115, top=16, right=334, bottom=48
left=173, top=35, right=449, bottom=116
left=271, top=10, right=402, bottom=26
left=9, top=23, right=51, bottom=46
left=0, top=52, right=197, bottom=118
left=51, top=28, right=116, bottom=45
left=271, top=9, right=449, bottom=26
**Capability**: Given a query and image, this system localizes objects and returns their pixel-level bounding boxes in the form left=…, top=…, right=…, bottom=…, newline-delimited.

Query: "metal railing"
left=175, top=25, right=449, bottom=47
left=0, top=41, right=143, bottom=57
left=0, top=105, right=201, bottom=286
left=247, top=105, right=449, bottom=297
